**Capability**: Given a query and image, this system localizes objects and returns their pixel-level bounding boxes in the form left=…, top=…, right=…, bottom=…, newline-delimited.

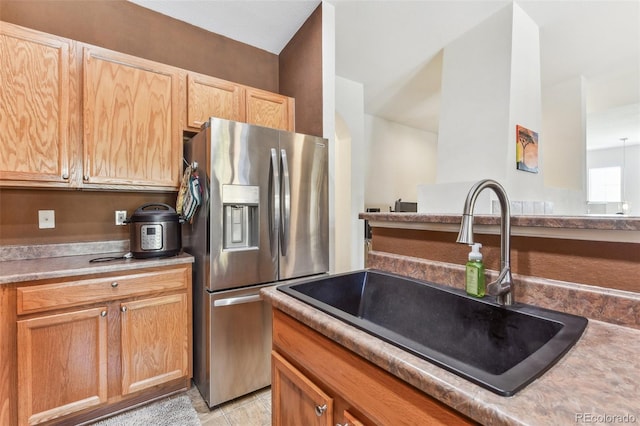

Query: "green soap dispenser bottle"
left=465, top=243, right=485, bottom=297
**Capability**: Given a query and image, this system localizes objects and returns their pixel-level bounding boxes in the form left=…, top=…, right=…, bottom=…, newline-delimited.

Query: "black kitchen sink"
left=278, top=270, right=587, bottom=396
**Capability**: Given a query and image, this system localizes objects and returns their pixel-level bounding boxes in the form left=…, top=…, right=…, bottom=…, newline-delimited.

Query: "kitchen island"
left=263, top=213, right=640, bottom=425
left=263, top=275, right=640, bottom=425
left=0, top=241, right=194, bottom=426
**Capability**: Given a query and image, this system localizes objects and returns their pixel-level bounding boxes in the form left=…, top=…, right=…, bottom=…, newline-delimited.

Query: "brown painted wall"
left=279, top=4, right=324, bottom=137
left=0, top=189, right=174, bottom=245
left=372, top=227, right=640, bottom=293
left=0, top=0, right=279, bottom=91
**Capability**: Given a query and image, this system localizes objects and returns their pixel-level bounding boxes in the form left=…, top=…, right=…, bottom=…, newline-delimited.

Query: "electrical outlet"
left=38, top=210, right=55, bottom=229
left=115, top=210, right=127, bottom=226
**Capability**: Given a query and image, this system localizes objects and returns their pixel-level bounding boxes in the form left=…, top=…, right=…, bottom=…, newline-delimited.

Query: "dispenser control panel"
left=140, top=224, right=163, bottom=250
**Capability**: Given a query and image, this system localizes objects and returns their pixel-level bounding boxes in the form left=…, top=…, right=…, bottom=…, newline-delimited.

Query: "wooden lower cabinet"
left=17, top=307, right=108, bottom=425
left=342, top=410, right=366, bottom=426
left=271, top=309, right=477, bottom=426
left=120, top=293, right=190, bottom=395
left=272, top=351, right=333, bottom=426
left=11, top=265, right=192, bottom=426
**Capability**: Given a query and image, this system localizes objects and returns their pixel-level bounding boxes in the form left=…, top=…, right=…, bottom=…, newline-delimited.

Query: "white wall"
left=335, top=76, right=366, bottom=272
left=364, top=115, right=438, bottom=211
left=420, top=3, right=548, bottom=214
left=587, top=145, right=640, bottom=216
left=539, top=77, right=588, bottom=214
left=505, top=3, right=543, bottom=200
left=436, top=3, right=513, bottom=186
left=322, top=2, right=337, bottom=272
left=542, top=77, right=587, bottom=192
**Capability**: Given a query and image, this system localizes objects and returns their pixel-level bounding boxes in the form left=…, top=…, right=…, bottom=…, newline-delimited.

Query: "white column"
left=419, top=3, right=543, bottom=213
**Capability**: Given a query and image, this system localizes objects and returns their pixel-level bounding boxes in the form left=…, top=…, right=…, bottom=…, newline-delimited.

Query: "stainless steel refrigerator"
left=183, top=117, right=329, bottom=407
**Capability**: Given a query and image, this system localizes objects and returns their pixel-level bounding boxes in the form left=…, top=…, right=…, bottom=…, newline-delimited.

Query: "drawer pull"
left=101, top=310, right=107, bottom=317
left=111, top=281, right=118, bottom=288
left=315, top=404, right=327, bottom=417
left=121, top=306, right=128, bottom=313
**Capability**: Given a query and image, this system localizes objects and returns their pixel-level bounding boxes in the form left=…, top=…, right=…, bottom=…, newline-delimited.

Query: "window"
left=588, top=167, right=621, bottom=202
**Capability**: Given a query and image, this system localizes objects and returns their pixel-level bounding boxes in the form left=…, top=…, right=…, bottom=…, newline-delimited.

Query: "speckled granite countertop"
left=359, top=212, right=640, bottom=231
left=263, top=284, right=640, bottom=426
left=360, top=213, right=640, bottom=243
left=0, top=241, right=193, bottom=285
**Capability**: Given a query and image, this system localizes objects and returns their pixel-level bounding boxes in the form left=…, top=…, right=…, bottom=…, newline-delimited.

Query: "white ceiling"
left=130, top=0, right=640, bottom=150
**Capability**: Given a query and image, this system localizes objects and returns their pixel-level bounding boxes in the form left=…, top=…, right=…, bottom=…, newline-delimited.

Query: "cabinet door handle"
left=315, top=404, right=327, bottom=417
left=121, top=306, right=127, bottom=313
left=111, top=281, right=119, bottom=288
left=100, top=310, right=107, bottom=317
left=83, top=175, right=90, bottom=181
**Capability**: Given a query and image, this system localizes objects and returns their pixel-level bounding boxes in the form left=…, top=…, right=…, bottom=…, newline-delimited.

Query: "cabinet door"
left=186, top=73, right=245, bottom=130
left=272, top=351, right=333, bottom=426
left=82, top=46, right=181, bottom=190
left=245, top=87, right=294, bottom=131
left=120, top=293, right=189, bottom=395
left=17, top=307, right=108, bottom=426
left=0, top=23, right=74, bottom=187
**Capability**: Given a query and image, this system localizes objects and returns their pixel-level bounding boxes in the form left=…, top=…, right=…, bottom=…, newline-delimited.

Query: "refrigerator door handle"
left=269, top=148, right=280, bottom=255
left=280, top=149, right=291, bottom=256
left=213, top=294, right=262, bottom=307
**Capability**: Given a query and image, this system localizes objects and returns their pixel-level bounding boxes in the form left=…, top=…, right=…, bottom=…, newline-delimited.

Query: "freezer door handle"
left=269, top=148, right=280, bottom=256
left=213, top=294, right=262, bottom=307
left=280, top=149, right=291, bottom=256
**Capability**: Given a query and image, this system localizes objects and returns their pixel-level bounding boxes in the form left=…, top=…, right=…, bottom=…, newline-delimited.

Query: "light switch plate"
left=38, top=210, right=55, bottom=229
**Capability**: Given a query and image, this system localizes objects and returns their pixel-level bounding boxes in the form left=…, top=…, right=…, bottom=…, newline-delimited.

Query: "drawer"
left=17, top=266, right=189, bottom=315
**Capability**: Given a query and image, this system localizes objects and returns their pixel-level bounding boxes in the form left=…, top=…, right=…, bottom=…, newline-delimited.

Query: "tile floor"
left=187, top=384, right=272, bottom=426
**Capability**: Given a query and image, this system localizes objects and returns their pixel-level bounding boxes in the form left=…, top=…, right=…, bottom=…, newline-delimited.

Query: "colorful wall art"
left=516, top=125, right=539, bottom=173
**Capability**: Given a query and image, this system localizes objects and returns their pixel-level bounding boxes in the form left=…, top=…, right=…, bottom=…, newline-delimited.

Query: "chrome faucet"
left=456, top=179, right=514, bottom=305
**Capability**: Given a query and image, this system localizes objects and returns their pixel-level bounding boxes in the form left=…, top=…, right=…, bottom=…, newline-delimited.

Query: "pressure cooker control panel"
left=140, top=224, right=163, bottom=250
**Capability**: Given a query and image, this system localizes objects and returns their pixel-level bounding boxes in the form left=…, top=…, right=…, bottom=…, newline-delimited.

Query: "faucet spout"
left=456, top=179, right=514, bottom=305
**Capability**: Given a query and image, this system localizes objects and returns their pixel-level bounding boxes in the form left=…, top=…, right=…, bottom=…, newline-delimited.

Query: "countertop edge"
left=359, top=212, right=640, bottom=231
left=0, top=252, right=194, bottom=285
left=360, top=213, right=640, bottom=243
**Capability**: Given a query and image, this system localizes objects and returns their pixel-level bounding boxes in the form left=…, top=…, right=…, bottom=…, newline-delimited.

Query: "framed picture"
left=516, top=125, right=539, bottom=173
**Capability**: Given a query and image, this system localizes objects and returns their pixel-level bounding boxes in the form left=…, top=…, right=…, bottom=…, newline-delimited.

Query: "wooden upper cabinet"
left=186, top=74, right=294, bottom=133
left=186, top=73, right=245, bottom=130
left=1, top=21, right=296, bottom=191
left=245, top=87, right=295, bottom=132
left=82, top=46, right=182, bottom=190
left=0, top=22, right=76, bottom=188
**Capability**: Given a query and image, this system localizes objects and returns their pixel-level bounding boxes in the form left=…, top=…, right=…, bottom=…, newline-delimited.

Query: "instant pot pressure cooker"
left=127, top=203, right=182, bottom=258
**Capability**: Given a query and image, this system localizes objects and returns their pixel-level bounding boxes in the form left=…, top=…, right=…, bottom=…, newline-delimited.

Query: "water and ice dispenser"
left=222, top=185, right=259, bottom=250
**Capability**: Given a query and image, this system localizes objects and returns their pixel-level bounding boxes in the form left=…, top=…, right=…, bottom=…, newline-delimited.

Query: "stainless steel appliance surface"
left=184, top=118, right=329, bottom=407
